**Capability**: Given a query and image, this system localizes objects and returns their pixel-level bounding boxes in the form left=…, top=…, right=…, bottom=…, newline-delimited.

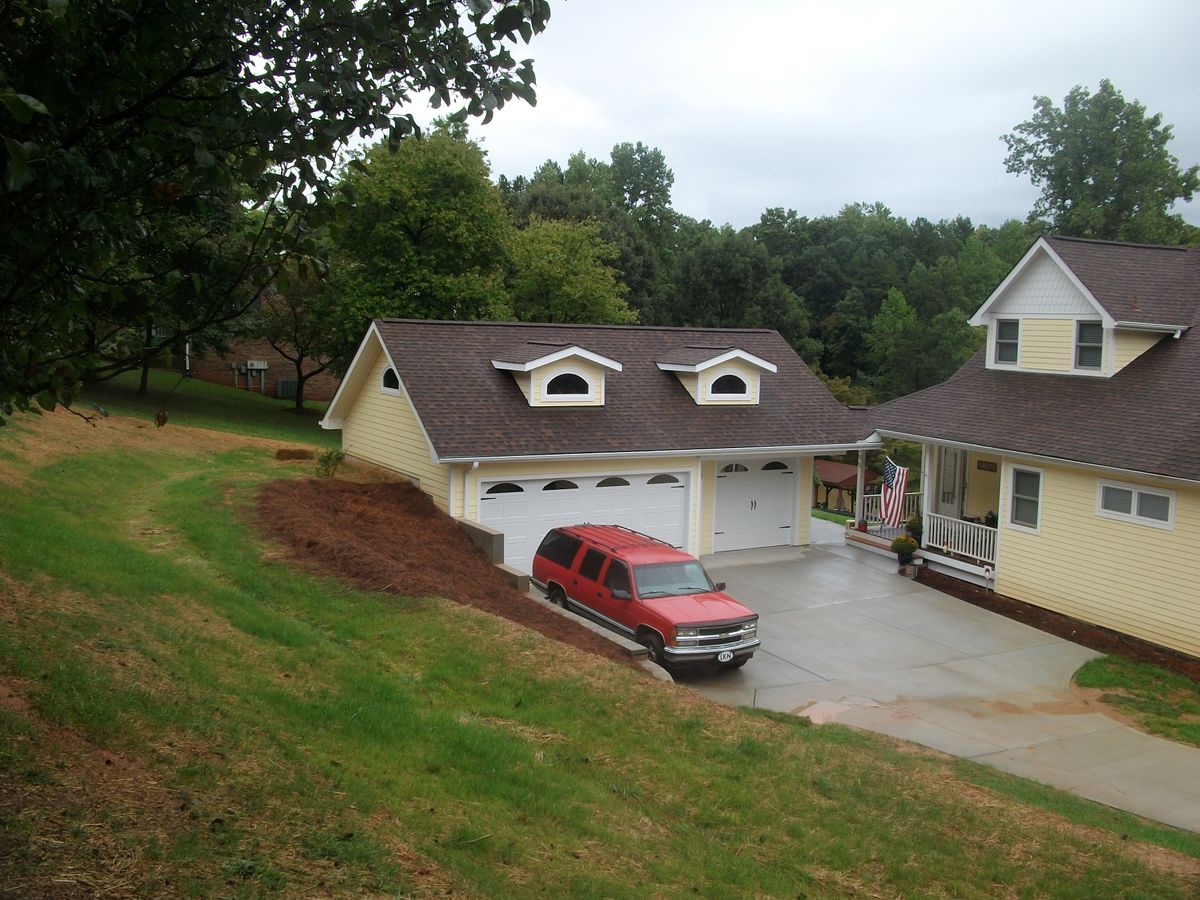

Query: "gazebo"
left=813, top=458, right=879, bottom=515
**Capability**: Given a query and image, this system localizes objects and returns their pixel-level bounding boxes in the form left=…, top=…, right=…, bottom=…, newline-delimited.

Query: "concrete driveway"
left=686, top=536, right=1200, bottom=833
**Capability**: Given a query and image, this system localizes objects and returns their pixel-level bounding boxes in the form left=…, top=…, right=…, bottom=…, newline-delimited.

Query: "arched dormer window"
left=381, top=367, right=401, bottom=394
left=711, top=373, right=748, bottom=396
left=546, top=372, right=590, bottom=396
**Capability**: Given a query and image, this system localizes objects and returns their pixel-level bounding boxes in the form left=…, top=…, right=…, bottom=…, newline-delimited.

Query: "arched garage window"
left=711, top=373, right=748, bottom=395
left=486, top=482, right=524, bottom=494
left=597, top=477, right=630, bottom=487
left=381, top=367, right=400, bottom=393
left=544, top=480, right=579, bottom=491
left=720, top=464, right=749, bottom=473
left=762, top=461, right=789, bottom=470
left=546, top=373, right=590, bottom=395
left=647, top=474, right=680, bottom=485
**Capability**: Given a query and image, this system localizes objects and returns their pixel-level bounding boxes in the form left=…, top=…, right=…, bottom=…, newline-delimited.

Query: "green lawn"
left=1075, top=655, right=1200, bottom=749
left=81, top=369, right=339, bottom=447
left=1, top=400, right=1199, bottom=896
left=812, top=508, right=853, bottom=525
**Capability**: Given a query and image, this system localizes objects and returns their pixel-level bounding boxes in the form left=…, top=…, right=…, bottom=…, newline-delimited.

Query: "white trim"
left=321, top=321, right=387, bottom=429
left=991, top=318, right=1020, bottom=367
left=491, top=345, right=622, bottom=373
left=1115, top=321, right=1188, bottom=338
left=656, top=348, right=778, bottom=374
left=1006, top=463, right=1043, bottom=534
left=440, top=440, right=879, bottom=465
left=969, top=238, right=1114, bottom=328
left=1095, top=479, right=1175, bottom=530
left=541, top=367, right=598, bottom=404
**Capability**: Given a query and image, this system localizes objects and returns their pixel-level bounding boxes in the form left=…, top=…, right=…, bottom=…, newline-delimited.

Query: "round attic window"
left=711, top=373, right=748, bottom=395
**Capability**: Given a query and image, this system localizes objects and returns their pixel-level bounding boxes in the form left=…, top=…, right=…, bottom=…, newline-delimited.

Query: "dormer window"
left=546, top=372, right=590, bottom=397
left=711, top=374, right=748, bottom=396
left=1075, top=321, right=1103, bottom=369
left=381, top=367, right=401, bottom=394
left=995, top=320, right=1019, bottom=364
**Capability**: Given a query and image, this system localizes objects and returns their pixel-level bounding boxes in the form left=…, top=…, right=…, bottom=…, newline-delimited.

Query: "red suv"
left=531, top=524, right=760, bottom=671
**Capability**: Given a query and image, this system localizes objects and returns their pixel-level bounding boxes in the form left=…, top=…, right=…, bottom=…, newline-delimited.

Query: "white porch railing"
left=861, top=491, right=921, bottom=524
left=924, top=513, right=996, bottom=565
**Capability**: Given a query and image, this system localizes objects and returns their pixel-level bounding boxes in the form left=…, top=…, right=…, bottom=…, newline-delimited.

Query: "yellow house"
left=872, top=235, right=1200, bottom=659
left=321, top=320, right=874, bottom=573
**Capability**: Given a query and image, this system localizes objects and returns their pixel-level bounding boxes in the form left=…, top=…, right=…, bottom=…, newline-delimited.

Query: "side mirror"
left=714, top=582, right=726, bottom=592
left=611, top=589, right=631, bottom=600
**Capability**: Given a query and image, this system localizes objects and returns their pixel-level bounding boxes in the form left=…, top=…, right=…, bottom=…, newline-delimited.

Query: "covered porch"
left=847, top=444, right=1001, bottom=581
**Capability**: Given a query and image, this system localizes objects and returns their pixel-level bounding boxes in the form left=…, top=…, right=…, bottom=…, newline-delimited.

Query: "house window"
left=720, top=464, right=749, bottom=473
left=1097, top=480, right=1174, bottom=529
left=1009, top=466, right=1042, bottom=530
left=995, top=320, right=1019, bottom=364
left=382, top=367, right=401, bottom=393
left=710, top=373, right=748, bottom=396
left=546, top=372, right=591, bottom=396
left=1075, top=321, right=1103, bottom=370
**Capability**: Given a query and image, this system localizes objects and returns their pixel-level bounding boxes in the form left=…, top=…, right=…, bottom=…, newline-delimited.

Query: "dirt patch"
left=255, top=478, right=635, bottom=667
left=274, top=448, right=315, bottom=460
left=917, top=569, right=1200, bottom=684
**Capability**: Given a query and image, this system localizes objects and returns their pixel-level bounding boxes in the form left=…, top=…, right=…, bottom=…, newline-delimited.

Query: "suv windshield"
left=633, top=561, right=715, bottom=598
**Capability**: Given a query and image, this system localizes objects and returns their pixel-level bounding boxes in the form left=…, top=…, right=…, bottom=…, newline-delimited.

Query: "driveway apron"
left=686, top=537, right=1200, bottom=834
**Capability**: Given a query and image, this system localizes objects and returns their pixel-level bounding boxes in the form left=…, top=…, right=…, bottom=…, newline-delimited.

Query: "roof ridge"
left=1047, top=234, right=1190, bottom=253
left=374, top=318, right=778, bottom=335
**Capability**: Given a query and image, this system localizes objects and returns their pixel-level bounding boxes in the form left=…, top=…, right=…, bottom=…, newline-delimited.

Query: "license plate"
left=717, top=650, right=734, bottom=663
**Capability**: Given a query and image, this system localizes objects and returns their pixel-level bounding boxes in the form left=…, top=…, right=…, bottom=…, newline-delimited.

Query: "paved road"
left=684, top=537, right=1200, bottom=834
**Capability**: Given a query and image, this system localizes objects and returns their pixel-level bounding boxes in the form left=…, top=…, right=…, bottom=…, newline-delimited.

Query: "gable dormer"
left=656, top=348, right=777, bottom=405
left=971, top=237, right=1179, bottom=378
left=492, top=343, right=622, bottom=407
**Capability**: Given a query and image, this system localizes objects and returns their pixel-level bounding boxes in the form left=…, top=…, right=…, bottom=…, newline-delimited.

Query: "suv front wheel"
left=639, top=631, right=669, bottom=670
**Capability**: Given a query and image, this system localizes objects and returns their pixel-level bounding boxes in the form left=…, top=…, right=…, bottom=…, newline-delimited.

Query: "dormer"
left=492, top=342, right=622, bottom=407
left=971, top=237, right=1185, bottom=378
left=656, top=347, right=777, bottom=405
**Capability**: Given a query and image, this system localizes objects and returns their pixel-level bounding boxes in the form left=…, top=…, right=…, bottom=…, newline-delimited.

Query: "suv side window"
left=603, top=559, right=631, bottom=595
left=578, top=548, right=606, bottom=581
left=537, top=530, right=582, bottom=568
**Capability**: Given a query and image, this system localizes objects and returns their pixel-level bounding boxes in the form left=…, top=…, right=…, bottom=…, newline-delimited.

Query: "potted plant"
left=905, top=513, right=922, bottom=543
left=890, top=535, right=919, bottom=566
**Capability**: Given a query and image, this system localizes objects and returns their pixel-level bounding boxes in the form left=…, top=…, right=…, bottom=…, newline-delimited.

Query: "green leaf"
left=3, top=136, right=30, bottom=191
left=1, top=92, right=49, bottom=123
left=35, top=392, right=57, bottom=412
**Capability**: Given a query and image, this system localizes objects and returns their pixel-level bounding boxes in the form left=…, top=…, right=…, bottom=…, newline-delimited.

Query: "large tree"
left=1002, top=79, right=1199, bottom=243
left=0, top=0, right=549, bottom=423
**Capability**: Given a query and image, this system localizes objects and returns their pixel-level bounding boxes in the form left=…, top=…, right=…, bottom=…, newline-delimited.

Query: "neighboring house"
left=321, top=319, right=874, bottom=572
left=871, top=235, right=1200, bottom=659
left=186, top=336, right=342, bottom=402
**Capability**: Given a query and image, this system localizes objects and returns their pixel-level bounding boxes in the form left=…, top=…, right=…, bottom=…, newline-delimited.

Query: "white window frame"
left=1074, top=320, right=1104, bottom=371
left=703, top=367, right=753, bottom=402
left=1007, top=464, right=1043, bottom=534
left=1096, top=479, right=1175, bottom=530
left=994, top=319, right=1020, bottom=366
left=541, top=368, right=597, bottom=403
left=381, top=367, right=402, bottom=396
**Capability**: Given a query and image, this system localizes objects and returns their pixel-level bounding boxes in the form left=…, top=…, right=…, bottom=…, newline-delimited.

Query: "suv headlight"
left=675, top=627, right=699, bottom=638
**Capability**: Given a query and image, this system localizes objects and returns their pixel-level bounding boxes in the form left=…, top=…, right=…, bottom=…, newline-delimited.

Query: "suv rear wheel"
left=546, top=585, right=566, bottom=607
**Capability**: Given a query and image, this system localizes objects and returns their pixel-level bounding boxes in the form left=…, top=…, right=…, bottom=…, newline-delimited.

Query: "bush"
left=890, top=535, right=919, bottom=555
left=315, top=449, right=346, bottom=478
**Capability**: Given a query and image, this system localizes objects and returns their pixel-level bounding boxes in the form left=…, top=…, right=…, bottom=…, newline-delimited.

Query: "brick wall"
left=182, top=337, right=342, bottom=402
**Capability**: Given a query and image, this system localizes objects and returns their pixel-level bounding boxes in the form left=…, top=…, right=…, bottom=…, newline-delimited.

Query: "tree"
left=254, top=270, right=340, bottom=412
left=508, top=218, right=636, bottom=324
left=1002, top=79, right=1200, bottom=243
left=0, top=0, right=549, bottom=423
left=330, top=129, right=514, bottom=364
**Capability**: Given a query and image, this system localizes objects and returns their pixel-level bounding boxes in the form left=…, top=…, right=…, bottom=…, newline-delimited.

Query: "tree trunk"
left=137, top=321, right=153, bottom=395
left=293, top=359, right=306, bottom=411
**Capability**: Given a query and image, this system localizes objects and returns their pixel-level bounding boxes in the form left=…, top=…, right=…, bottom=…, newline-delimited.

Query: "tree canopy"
left=1003, top=79, right=1200, bottom=243
left=0, top=0, right=549, bottom=422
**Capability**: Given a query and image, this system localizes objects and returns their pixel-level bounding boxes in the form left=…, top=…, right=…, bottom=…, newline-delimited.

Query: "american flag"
left=880, top=457, right=909, bottom=528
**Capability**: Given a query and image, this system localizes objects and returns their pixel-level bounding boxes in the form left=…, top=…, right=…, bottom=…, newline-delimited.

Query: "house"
left=320, top=319, right=874, bottom=572
left=870, top=235, right=1200, bottom=659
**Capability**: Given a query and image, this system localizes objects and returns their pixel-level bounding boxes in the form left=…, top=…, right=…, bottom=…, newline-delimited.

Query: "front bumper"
left=661, top=637, right=760, bottom=665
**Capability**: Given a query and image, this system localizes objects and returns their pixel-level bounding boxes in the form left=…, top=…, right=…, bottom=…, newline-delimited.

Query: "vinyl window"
left=995, top=320, right=1019, bottom=364
left=1097, top=480, right=1174, bottom=529
left=1009, top=466, right=1042, bottom=530
left=1075, top=321, right=1103, bottom=370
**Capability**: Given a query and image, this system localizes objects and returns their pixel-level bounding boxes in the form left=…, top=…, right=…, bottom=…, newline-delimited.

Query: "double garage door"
left=478, top=472, right=689, bottom=573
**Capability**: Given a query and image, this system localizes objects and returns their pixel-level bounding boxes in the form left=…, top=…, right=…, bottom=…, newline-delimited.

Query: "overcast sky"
left=433, top=0, right=1200, bottom=230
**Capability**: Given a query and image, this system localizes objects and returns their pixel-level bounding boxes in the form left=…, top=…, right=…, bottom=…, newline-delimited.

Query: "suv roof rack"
left=569, top=522, right=677, bottom=554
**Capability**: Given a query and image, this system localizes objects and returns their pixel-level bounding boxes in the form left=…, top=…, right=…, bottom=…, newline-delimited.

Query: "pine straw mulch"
left=917, top=569, right=1200, bottom=684
left=255, top=478, right=636, bottom=667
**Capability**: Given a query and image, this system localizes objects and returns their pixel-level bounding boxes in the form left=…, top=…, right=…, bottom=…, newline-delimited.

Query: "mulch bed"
left=255, top=478, right=635, bottom=666
left=917, top=568, right=1200, bottom=683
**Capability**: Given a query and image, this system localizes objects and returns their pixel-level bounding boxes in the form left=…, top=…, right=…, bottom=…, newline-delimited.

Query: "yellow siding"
left=1018, top=319, right=1074, bottom=371
left=965, top=452, right=1001, bottom=519
left=698, top=460, right=717, bottom=555
left=529, top=358, right=606, bottom=406
left=675, top=372, right=700, bottom=401
left=698, top=358, right=761, bottom=405
left=1113, top=330, right=1163, bottom=372
left=997, top=459, right=1200, bottom=658
left=794, top=456, right=813, bottom=546
left=342, top=350, right=449, bottom=511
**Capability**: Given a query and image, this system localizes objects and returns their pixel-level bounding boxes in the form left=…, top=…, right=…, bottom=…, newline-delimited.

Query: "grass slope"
left=1, top=407, right=1198, bottom=897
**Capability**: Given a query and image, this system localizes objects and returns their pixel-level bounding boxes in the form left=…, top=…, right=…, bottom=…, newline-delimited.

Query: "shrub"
left=315, top=449, right=346, bottom=478
left=890, top=535, right=919, bottom=555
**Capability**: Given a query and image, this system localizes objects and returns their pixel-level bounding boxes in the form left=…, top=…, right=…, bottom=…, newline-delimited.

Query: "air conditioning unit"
left=276, top=378, right=298, bottom=400
left=246, top=359, right=268, bottom=371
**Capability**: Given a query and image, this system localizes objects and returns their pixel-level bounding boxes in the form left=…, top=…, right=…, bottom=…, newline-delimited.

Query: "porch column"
left=921, top=443, right=934, bottom=519
left=854, top=450, right=866, bottom=524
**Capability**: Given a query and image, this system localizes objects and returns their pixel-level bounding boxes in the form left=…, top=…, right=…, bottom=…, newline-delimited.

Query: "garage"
left=712, top=460, right=796, bottom=552
left=477, top=472, right=690, bottom=572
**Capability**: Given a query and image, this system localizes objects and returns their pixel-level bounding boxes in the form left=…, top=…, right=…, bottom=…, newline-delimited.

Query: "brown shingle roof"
left=1046, top=235, right=1200, bottom=327
left=874, top=242, right=1200, bottom=482
left=374, top=320, right=867, bottom=460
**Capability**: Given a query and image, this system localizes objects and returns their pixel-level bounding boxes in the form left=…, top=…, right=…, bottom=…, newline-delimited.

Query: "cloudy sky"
left=438, top=0, right=1200, bottom=230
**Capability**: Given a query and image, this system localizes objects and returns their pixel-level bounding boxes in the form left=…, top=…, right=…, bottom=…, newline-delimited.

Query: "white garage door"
left=713, top=460, right=796, bottom=552
left=477, top=472, right=689, bottom=573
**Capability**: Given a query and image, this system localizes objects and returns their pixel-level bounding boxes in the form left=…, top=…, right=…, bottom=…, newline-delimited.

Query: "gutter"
left=437, top=439, right=882, bottom=465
